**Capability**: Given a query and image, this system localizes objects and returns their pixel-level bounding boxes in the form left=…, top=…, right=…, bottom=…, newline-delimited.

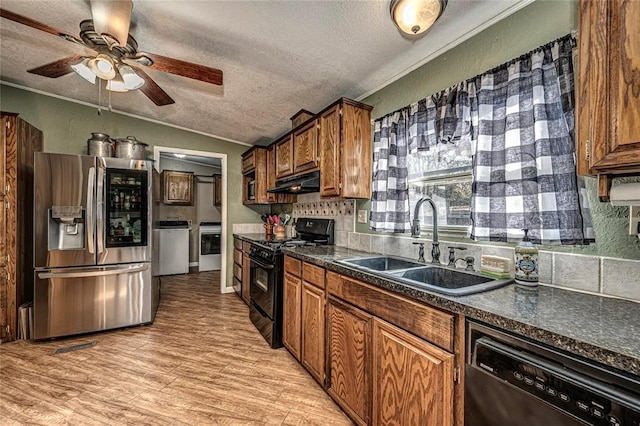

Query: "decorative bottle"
left=515, top=229, right=538, bottom=286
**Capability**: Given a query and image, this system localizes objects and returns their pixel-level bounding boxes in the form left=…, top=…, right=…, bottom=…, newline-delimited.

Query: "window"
left=407, top=140, right=472, bottom=235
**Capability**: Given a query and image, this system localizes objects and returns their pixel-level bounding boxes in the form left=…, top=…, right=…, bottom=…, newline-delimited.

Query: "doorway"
left=153, top=146, right=228, bottom=294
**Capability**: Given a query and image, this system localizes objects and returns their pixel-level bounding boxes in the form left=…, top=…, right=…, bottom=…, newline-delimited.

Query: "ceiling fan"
left=0, top=0, right=223, bottom=106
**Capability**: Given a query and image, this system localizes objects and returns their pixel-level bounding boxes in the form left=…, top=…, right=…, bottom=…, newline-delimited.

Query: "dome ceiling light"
left=390, top=0, right=448, bottom=36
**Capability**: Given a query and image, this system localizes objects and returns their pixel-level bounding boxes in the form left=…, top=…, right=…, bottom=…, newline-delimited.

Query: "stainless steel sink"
left=337, top=256, right=425, bottom=271
left=337, top=256, right=513, bottom=296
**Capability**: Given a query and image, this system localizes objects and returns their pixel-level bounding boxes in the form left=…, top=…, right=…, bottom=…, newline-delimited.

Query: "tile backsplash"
left=238, top=192, right=640, bottom=303
left=292, top=194, right=355, bottom=247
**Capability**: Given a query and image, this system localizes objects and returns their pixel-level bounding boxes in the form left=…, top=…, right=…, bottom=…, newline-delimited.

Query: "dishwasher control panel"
left=473, top=337, right=640, bottom=426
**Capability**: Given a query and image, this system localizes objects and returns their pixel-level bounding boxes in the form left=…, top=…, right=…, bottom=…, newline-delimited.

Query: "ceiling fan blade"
left=27, top=55, right=86, bottom=78
left=135, top=53, right=223, bottom=86
left=134, top=68, right=175, bottom=106
left=0, top=8, right=84, bottom=45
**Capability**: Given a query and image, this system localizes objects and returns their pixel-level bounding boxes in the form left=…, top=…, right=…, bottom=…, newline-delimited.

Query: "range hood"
left=267, top=170, right=320, bottom=194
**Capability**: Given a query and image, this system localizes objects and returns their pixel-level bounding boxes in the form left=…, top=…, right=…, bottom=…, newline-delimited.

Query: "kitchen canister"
left=114, top=136, right=148, bottom=160
left=87, top=132, right=115, bottom=157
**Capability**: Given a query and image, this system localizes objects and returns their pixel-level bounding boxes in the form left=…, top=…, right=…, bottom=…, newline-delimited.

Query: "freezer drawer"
left=33, top=263, right=152, bottom=339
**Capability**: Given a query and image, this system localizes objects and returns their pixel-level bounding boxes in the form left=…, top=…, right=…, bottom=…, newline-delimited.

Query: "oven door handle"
left=250, top=256, right=275, bottom=270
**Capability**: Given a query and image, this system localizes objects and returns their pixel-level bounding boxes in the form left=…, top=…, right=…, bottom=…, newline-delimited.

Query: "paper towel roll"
left=609, top=183, right=640, bottom=206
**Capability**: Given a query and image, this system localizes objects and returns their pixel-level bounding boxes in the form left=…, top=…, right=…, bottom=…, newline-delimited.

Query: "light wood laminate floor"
left=0, top=271, right=353, bottom=425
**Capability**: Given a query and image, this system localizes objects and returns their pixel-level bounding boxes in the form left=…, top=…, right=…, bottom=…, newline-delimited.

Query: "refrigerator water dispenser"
left=48, top=206, right=85, bottom=250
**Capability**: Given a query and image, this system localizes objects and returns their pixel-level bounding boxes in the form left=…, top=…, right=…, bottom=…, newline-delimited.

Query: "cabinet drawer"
left=285, top=255, right=301, bottom=277
left=327, top=271, right=454, bottom=352
left=234, top=249, right=243, bottom=266
left=302, top=262, right=325, bottom=289
left=242, top=241, right=251, bottom=253
left=233, top=262, right=242, bottom=280
left=234, top=238, right=243, bottom=250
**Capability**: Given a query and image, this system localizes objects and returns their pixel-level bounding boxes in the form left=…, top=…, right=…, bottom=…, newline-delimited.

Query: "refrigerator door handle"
left=96, top=164, right=105, bottom=254
left=38, top=264, right=149, bottom=279
left=87, top=166, right=96, bottom=254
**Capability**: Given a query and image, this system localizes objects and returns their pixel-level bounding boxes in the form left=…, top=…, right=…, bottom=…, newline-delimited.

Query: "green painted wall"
left=358, top=0, right=640, bottom=261
left=0, top=84, right=263, bottom=286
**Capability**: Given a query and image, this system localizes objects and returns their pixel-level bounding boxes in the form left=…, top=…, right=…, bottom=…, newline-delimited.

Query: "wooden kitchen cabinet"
left=326, top=269, right=460, bottom=426
left=281, top=259, right=462, bottom=425
left=266, top=146, right=278, bottom=204
left=319, top=99, right=373, bottom=199
left=241, top=241, right=251, bottom=305
left=301, top=262, right=325, bottom=385
left=372, top=318, right=454, bottom=425
left=327, top=296, right=372, bottom=426
left=282, top=256, right=327, bottom=385
left=242, top=146, right=294, bottom=205
left=265, top=145, right=296, bottom=204
left=293, top=119, right=318, bottom=174
left=282, top=271, right=302, bottom=360
left=162, top=170, right=194, bottom=205
left=577, top=0, right=640, bottom=199
left=233, top=237, right=243, bottom=300
left=275, top=134, right=294, bottom=179
left=241, top=148, right=257, bottom=173
left=212, top=174, right=222, bottom=207
left=0, top=113, right=43, bottom=342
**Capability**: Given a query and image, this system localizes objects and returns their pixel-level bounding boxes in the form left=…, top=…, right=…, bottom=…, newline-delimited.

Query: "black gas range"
left=249, top=218, right=334, bottom=348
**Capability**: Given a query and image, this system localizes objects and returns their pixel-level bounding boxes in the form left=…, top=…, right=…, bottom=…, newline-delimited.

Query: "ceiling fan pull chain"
left=108, top=87, right=113, bottom=112
left=97, top=80, right=102, bottom=116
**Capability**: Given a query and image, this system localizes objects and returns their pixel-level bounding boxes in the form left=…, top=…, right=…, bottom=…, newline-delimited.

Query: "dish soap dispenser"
left=515, top=229, right=538, bottom=286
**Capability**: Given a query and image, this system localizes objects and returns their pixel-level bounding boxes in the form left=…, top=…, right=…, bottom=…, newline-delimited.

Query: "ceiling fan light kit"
left=71, top=58, right=97, bottom=84
left=105, top=74, right=128, bottom=92
left=118, top=64, right=145, bottom=90
left=390, top=0, right=447, bottom=36
left=88, top=53, right=116, bottom=80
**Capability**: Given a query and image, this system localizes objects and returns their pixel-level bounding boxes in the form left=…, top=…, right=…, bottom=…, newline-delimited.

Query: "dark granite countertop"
left=233, top=234, right=640, bottom=376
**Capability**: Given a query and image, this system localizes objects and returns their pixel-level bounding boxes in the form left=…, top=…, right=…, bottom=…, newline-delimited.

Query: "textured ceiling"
left=0, top=0, right=530, bottom=146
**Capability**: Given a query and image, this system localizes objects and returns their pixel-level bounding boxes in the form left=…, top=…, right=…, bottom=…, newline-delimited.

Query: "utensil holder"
left=265, top=223, right=274, bottom=238
left=274, top=225, right=285, bottom=238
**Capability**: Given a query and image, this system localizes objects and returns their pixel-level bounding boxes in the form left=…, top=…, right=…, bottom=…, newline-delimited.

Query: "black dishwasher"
left=465, top=321, right=640, bottom=426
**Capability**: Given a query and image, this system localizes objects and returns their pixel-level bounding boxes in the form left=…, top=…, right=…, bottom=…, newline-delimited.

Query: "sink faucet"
left=411, top=196, right=440, bottom=265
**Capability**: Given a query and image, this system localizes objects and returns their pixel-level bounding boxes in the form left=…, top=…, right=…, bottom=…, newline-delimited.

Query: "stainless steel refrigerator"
left=33, top=153, right=159, bottom=339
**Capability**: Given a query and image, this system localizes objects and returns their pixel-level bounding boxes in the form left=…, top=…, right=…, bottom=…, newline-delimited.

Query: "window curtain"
left=371, top=96, right=442, bottom=232
left=468, top=36, right=594, bottom=244
left=370, top=34, right=595, bottom=245
left=370, top=108, right=411, bottom=232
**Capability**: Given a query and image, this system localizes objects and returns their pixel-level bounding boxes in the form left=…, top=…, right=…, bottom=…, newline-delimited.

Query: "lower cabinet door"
left=327, top=296, right=371, bottom=426
left=241, top=254, right=251, bottom=305
left=301, top=282, right=325, bottom=385
left=372, top=318, right=455, bottom=426
left=282, top=272, right=301, bottom=360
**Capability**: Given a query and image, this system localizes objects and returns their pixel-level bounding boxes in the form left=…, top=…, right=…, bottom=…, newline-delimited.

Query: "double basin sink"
left=337, top=256, right=513, bottom=296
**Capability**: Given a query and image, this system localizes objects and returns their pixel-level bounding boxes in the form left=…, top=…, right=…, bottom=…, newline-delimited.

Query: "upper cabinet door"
left=162, top=170, right=193, bottom=205
left=577, top=0, right=640, bottom=178
left=241, top=149, right=256, bottom=174
left=212, top=174, right=222, bottom=207
left=293, top=119, right=318, bottom=174
left=275, top=135, right=294, bottom=179
left=319, top=105, right=341, bottom=197
left=266, top=146, right=277, bottom=203
left=340, top=102, right=372, bottom=199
